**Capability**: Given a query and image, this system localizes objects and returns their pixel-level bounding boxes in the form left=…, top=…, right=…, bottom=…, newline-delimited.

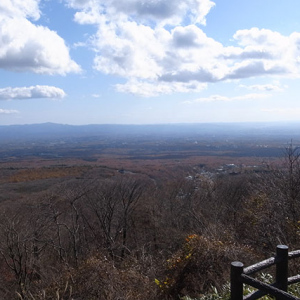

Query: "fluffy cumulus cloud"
left=223, top=28, right=299, bottom=79
left=0, top=0, right=80, bottom=75
left=64, top=0, right=300, bottom=96
left=0, top=86, right=66, bottom=100
left=66, top=0, right=219, bottom=95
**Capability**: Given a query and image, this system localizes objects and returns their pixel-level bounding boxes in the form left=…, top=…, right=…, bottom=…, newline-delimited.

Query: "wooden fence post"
left=231, top=261, right=244, bottom=300
left=276, top=245, right=289, bottom=300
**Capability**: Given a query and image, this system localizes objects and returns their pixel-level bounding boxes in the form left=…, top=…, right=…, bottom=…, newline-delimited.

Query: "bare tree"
left=0, top=208, right=50, bottom=298
left=251, top=142, right=300, bottom=248
left=117, top=177, right=144, bottom=258
left=84, top=180, right=121, bottom=257
left=83, top=177, right=145, bottom=259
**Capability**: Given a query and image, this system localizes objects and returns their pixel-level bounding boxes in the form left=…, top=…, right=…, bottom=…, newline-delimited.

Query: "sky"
left=1, top=0, right=300, bottom=125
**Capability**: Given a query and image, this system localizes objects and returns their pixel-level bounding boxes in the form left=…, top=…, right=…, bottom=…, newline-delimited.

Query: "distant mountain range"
left=1, top=122, right=300, bottom=143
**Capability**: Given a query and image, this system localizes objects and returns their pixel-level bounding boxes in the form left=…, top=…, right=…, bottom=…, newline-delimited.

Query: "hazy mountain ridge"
left=1, top=122, right=300, bottom=143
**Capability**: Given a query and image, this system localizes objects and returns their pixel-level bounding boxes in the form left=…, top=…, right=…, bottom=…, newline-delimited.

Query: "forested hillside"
left=1, top=123, right=300, bottom=299
left=1, top=142, right=300, bottom=299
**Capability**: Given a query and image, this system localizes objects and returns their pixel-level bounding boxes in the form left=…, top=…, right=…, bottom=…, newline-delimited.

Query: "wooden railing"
left=231, top=245, right=300, bottom=300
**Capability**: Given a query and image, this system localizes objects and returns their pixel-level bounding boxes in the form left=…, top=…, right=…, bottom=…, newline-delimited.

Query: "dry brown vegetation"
left=0, top=143, right=299, bottom=300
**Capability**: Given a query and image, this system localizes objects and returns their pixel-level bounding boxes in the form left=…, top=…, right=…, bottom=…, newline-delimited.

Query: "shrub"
left=156, top=234, right=257, bottom=299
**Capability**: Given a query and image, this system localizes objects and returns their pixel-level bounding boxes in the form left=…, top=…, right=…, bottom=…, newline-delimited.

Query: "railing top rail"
left=288, top=275, right=300, bottom=285
left=244, top=246, right=300, bottom=276
left=243, top=257, right=276, bottom=275
left=289, top=250, right=300, bottom=259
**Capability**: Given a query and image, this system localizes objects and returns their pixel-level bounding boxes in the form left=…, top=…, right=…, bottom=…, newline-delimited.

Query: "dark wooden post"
left=231, top=261, right=244, bottom=300
left=276, top=245, right=289, bottom=300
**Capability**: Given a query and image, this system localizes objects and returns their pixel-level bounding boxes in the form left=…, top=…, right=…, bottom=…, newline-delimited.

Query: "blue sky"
left=1, top=0, right=300, bottom=125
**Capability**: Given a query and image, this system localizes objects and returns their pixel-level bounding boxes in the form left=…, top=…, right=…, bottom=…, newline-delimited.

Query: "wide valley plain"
left=0, top=122, right=299, bottom=202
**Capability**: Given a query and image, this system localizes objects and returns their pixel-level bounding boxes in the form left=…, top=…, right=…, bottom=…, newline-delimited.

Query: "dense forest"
left=1, top=138, right=300, bottom=299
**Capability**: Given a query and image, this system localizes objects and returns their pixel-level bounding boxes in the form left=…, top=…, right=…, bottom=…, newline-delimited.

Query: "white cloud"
left=0, top=0, right=40, bottom=20
left=239, top=83, right=284, bottom=92
left=66, top=0, right=218, bottom=95
left=0, top=109, right=19, bottom=114
left=91, top=94, right=101, bottom=98
left=65, top=2, right=300, bottom=96
left=233, top=28, right=287, bottom=49
left=0, top=86, right=66, bottom=100
left=70, top=0, right=215, bottom=26
left=91, top=21, right=223, bottom=94
left=111, top=0, right=215, bottom=25
left=93, top=21, right=166, bottom=79
left=0, top=1, right=81, bottom=75
left=0, top=17, right=81, bottom=75
left=225, top=61, right=288, bottom=80
left=185, top=93, right=270, bottom=103
left=223, top=28, right=300, bottom=79
left=116, top=79, right=207, bottom=97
